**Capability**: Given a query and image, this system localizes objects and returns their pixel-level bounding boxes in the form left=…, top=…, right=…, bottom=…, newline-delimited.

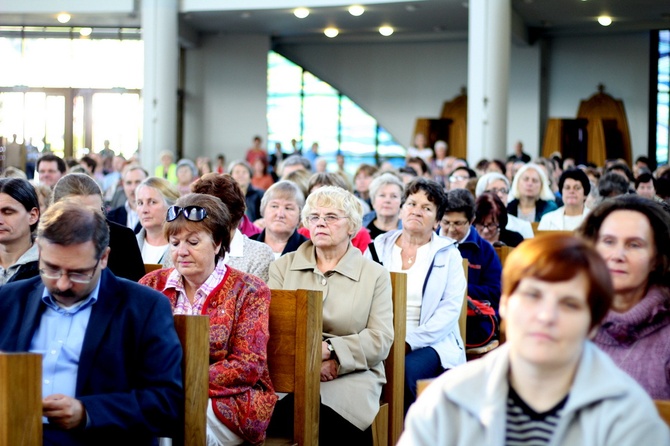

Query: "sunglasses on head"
left=166, top=205, right=208, bottom=222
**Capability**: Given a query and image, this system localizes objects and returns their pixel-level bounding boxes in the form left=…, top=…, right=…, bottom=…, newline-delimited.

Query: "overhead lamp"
left=79, top=27, right=92, bottom=37
left=324, top=27, right=339, bottom=38
left=57, top=13, right=71, bottom=24
left=294, top=8, right=310, bottom=19
left=379, top=26, right=394, bottom=37
left=597, top=15, right=612, bottom=26
left=348, top=5, right=365, bottom=17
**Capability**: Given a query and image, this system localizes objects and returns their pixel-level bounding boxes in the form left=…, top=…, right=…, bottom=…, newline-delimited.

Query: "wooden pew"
left=173, top=315, right=210, bottom=446
left=494, top=245, right=513, bottom=268
left=655, top=400, right=670, bottom=427
left=265, top=289, right=323, bottom=446
left=372, top=272, right=407, bottom=446
left=0, top=353, right=42, bottom=446
left=144, top=263, right=163, bottom=275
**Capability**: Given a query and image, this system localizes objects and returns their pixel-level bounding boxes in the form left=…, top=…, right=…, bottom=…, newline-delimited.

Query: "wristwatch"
left=325, top=340, right=335, bottom=359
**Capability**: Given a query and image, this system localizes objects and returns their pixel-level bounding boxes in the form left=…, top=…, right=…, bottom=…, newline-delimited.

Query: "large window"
left=267, top=51, right=404, bottom=175
left=657, top=30, right=669, bottom=166
left=0, top=34, right=143, bottom=159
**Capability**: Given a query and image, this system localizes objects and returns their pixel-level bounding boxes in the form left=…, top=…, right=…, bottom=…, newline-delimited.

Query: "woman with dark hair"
left=474, top=193, right=524, bottom=247
left=229, top=160, right=264, bottom=221
left=368, top=178, right=467, bottom=412
left=0, top=178, right=40, bottom=284
left=579, top=195, right=670, bottom=398
left=191, top=173, right=274, bottom=282
left=399, top=234, right=669, bottom=445
left=140, top=193, right=277, bottom=445
left=538, top=169, right=591, bottom=230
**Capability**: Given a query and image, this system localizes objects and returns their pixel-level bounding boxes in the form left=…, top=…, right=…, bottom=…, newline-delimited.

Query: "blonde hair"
left=508, top=163, right=555, bottom=201
left=136, top=177, right=180, bottom=206
left=302, top=186, right=362, bottom=236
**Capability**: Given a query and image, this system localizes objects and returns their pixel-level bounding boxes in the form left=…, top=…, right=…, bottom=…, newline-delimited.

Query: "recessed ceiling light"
left=79, top=27, right=92, bottom=37
left=379, top=26, right=394, bottom=37
left=598, top=15, right=612, bottom=26
left=349, top=5, right=365, bottom=17
left=57, top=13, right=71, bottom=24
left=324, top=27, right=339, bottom=38
left=294, top=8, right=310, bottom=19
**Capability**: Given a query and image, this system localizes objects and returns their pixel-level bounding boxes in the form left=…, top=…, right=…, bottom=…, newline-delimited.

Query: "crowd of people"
left=0, top=134, right=669, bottom=445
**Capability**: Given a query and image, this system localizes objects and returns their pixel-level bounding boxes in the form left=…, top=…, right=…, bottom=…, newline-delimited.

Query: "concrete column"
left=141, top=0, right=179, bottom=172
left=467, top=0, right=511, bottom=164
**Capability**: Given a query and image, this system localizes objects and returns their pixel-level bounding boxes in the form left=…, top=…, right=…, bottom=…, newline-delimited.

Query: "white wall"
left=546, top=32, right=650, bottom=160
left=182, top=34, right=269, bottom=163
left=276, top=40, right=468, bottom=149
left=182, top=31, right=652, bottom=165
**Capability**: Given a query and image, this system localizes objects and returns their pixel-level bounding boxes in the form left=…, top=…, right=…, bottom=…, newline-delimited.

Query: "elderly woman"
left=399, top=234, right=670, bottom=445
left=135, top=177, right=180, bottom=266
left=439, top=189, right=501, bottom=316
left=229, top=160, right=264, bottom=221
left=368, top=178, right=467, bottom=412
left=191, top=173, right=274, bottom=282
left=361, top=172, right=404, bottom=240
left=0, top=178, right=39, bottom=284
left=140, top=193, right=277, bottom=445
left=176, top=158, right=198, bottom=196
left=474, top=193, right=524, bottom=247
left=507, top=163, right=558, bottom=222
left=269, top=186, right=393, bottom=446
left=579, top=195, right=670, bottom=398
left=475, top=172, right=533, bottom=239
left=252, top=180, right=308, bottom=258
left=538, top=169, right=591, bottom=230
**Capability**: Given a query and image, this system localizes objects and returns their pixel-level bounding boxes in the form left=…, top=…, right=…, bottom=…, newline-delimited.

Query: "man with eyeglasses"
left=0, top=201, right=183, bottom=445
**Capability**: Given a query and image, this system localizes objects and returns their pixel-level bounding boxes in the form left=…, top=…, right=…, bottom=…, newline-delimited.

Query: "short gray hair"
left=369, top=172, right=404, bottom=202
left=260, top=181, right=305, bottom=216
left=475, top=172, right=509, bottom=197
left=302, top=186, right=362, bottom=237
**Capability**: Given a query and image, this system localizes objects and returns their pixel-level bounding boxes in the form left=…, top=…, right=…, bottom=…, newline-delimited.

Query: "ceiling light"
left=79, top=27, right=92, bottom=37
left=294, top=8, right=309, bottom=19
left=349, top=5, right=365, bottom=17
left=379, top=26, right=394, bottom=37
left=57, top=13, right=71, bottom=24
left=324, top=27, right=339, bottom=38
left=597, top=15, right=612, bottom=26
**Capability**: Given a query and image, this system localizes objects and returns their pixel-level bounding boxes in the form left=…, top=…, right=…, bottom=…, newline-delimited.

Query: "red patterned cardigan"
left=140, top=267, right=277, bottom=444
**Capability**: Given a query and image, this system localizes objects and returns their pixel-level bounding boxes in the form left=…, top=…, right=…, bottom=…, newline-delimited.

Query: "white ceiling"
left=0, top=0, right=669, bottom=43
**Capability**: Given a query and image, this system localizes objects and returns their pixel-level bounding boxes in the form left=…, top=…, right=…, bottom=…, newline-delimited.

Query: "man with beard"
left=0, top=201, right=183, bottom=445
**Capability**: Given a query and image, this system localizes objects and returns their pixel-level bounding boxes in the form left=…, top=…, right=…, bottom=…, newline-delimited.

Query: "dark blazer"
left=245, top=186, right=264, bottom=222
left=107, top=205, right=141, bottom=234
left=107, top=219, right=146, bottom=282
left=506, top=198, right=558, bottom=222
left=252, top=229, right=308, bottom=256
left=0, top=270, right=183, bottom=445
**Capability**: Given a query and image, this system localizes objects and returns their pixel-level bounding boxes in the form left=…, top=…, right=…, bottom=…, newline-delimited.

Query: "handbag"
left=466, top=297, right=499, bottom=348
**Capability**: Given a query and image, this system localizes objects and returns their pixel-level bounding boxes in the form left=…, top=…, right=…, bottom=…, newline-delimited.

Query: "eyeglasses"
left=306, top=214, right=348, bottom=225
left=486, top=187, right=509, bottom=195
left=442, top=220, right=469, bottom=228
left=166, top=205, right=208, bottom=222
left=476, top=222, right=500, bottom=232
left=39, top=259, right=100, bottom=284
left=449, top=175, right=469, bottom=183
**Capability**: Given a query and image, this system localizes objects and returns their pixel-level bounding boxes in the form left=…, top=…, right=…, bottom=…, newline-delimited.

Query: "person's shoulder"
left=0, top=275, right=43, bottom=302
left=244, top=236, right=274, bottom=256
left=226, top=267, right=270, bottom=295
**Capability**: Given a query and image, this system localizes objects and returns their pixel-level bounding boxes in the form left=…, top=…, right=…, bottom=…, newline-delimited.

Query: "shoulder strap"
left=368, top=242, right=382, bottom=265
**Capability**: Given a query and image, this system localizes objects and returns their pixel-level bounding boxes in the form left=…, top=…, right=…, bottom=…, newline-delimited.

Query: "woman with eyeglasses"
left=474, top=193, right=524, bottom=247
left=475, top=172, right=534, bottom=239
left=140, top=193, right=277, bottom=445
left=367, top=178, right=467, bottom=413
left=268, top=186, right=393, bottom=446
left=538, top=169, right=591, bottom=231
left=398, top=235, right=669, bottom=446
left=135, top=177, right=180, bottom=267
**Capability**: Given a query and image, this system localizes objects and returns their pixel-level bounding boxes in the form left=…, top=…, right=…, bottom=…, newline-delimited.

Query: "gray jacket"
left=399, top=342, right=670, bottom=446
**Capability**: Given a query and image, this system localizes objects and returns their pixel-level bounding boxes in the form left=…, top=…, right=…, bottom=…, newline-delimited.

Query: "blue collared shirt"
left=29, top=280, right=101, bottom=406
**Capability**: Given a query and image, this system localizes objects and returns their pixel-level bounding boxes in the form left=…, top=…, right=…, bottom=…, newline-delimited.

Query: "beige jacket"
left=269, top=241, right=394, bottom=430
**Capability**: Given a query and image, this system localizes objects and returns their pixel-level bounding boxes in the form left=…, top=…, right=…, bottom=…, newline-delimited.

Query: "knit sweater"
left=593, top=285, right=670, bottom=399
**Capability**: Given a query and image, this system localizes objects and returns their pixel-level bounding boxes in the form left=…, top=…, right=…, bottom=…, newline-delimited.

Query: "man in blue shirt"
left=0, top=201, right=183, bottom=445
